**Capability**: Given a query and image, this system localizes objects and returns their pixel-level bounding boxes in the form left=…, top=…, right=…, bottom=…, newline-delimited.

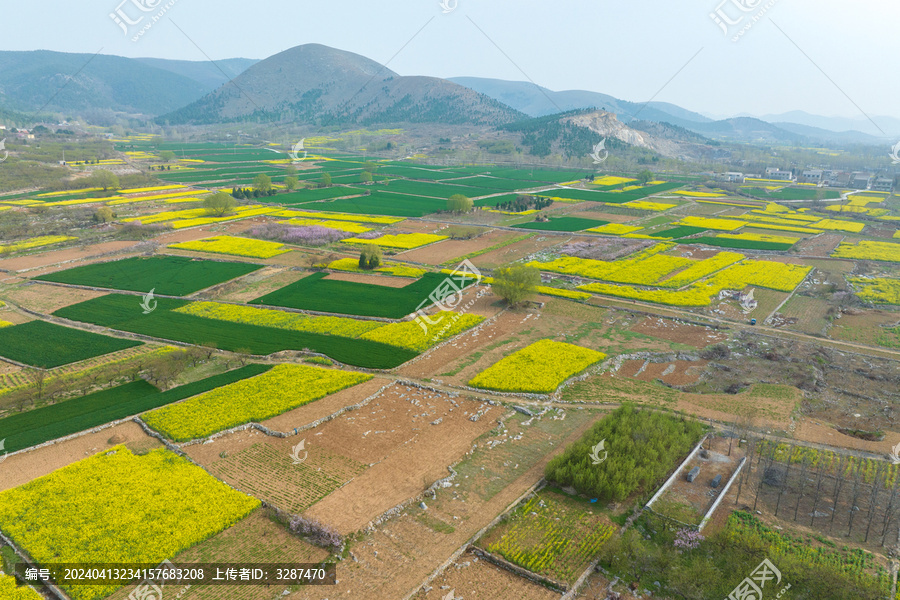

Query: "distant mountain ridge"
left=0, top=50, right=215, bottom=116
left=158, top=44, right=525, bottom=126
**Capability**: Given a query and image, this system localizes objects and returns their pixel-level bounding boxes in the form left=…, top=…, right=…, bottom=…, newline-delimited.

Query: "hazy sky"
left=5, top=0, right=899, bottom=123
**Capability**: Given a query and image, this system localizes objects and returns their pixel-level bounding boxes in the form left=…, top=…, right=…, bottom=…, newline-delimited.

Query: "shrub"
left=289, top=515, right=343, bottom=552
left=491, top=263, right=540, bottom=306
left=359, top=245, right=383, bottom=270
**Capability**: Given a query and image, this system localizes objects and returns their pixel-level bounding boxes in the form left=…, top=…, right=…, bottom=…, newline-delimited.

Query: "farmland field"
left=0, top=320, right=142, bottom=368
left=0, top=365, right=270, bottom=453
left=53, top=294, right=417, bottom=368
left=513, top=216, right=608, bottom=232
left=251, top=271, right=474, bottom=318
left=477, top=488, right=616, bottom=584
left=142, top=364, right=371, bottom=441
left=0, top=446, right=259, bottom=600
left=35, top=255, right=264, bottom=295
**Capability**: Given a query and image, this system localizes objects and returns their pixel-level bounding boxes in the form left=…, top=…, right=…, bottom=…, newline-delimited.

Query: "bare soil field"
left=0, top=241, right=138, bottom=273
left=618, top=359, right=707, bottom=386
left=1, top=281, right=108, bottom=313
left=795, top=233, right=844, bottom=257
left=829, top=309, right=900, bottom=349
left=399, top=229, right=513, bottom=265
left=469, top=235, right=565, bottom=269
left=412, top=549, right=558, bottom=600
left=304, top=385, right=501, bottom=533
left=323, top=271, right=417, bottom=287
left=630, top=316, right=727, bottom=348
left=0, top=421, right=161, bottom=493
left=204, top=266, right=311, bottom=303
left=287, top=408, right=603, bottom=600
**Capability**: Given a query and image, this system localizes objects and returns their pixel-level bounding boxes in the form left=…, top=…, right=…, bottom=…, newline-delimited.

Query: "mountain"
left=159, top=44, right=525, bottom=126
left=134, top=57, right=259, bottom=93
left=757, top=110, right=900, bottom=138
left=0, top=50, right=213, bottom=116
left=500, top=109, right=724, bottom=161
left=448, top=76, right=712, bottom=125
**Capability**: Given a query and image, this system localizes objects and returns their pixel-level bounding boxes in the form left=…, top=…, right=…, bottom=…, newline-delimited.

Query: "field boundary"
left=402, top=480, right=548, bottom=600
left=469, top=545, right=568, bottom=593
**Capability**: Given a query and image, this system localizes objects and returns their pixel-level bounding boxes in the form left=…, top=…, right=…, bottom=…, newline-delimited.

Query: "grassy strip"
left=35, top=255, right=264, bottom=296
left=0, top=321, right=142, bottom=369
left=54, top=295, right=416, bottom=369
left=0, top=365, right=270, bottom=453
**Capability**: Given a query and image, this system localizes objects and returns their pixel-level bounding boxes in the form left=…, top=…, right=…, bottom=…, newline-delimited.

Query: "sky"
left=3, top=0, right=899, bottom=125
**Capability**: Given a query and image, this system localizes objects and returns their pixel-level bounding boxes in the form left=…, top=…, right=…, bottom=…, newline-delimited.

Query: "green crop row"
left=0, top=365, right=270, bottom=453
left=0, top=321, right=143, bottom=369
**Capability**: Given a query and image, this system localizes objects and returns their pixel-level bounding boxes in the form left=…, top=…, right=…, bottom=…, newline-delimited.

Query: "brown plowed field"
left=399, top=229, right=514, bottom=265
left=412, top=549, right=558, bottom=600
left=630, top=316, right=728, bottom=348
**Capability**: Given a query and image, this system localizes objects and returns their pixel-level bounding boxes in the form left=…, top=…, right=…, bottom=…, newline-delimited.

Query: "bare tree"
left=793, top=455, right=811, bottom=522
left=809, top=458, right=827, bottom=526
left=829, top=455, right=848, bottom=531
left=879, top=475, right=899, bottom=546
left=774, top=445, right=797, bottom=518
left=864, top=462, right=885, bottom=543
left=847, top=459, right=866, bottom=538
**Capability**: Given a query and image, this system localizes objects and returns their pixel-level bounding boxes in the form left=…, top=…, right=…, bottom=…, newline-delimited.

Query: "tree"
left=204, top=192, right=237, bottom=217
left=447, top=194, right=473, bottom=213
left=253, top=173, right=272, bottom=194
left=637, top=169, right=654, bottom=185
left=284, top=176, right=298, bottom=191
left=92, top=170, right=119, bottom=191
left=363, top=161, right=377, bottom=173
left=358, top=246, right=382, bottom=270
left=491, top=263, right=539, bottom=306
left=93, top=207, right=115, bottom=223
left=159, top=150, right=176, bottom=162
left=359, top=171, right=373, bottom=184
left=321, top=173, right=332, bottom=187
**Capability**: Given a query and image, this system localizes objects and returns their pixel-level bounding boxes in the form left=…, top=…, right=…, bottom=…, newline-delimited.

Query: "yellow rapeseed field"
left=848, top=277, right=900, bottom=305
left=345, top=233, right=448, bottom=250
left=675, top=216, right=746, bottom=231
left=0, top=446, right=259, bottom=600
left=0, top=235, right=76, bottom=254
left=586, top=223, right=643, bottom=235
left=833, top=240, right=900, bottom=262
left=169, top=235, right=289, bottom=258
left=468, top=339, right=605, bottom=393
left=143, top=364, right=372, bottom=441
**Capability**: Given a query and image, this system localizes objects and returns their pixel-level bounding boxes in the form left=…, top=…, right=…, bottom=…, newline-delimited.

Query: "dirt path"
left=288, top=413, right=599, bottom=600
